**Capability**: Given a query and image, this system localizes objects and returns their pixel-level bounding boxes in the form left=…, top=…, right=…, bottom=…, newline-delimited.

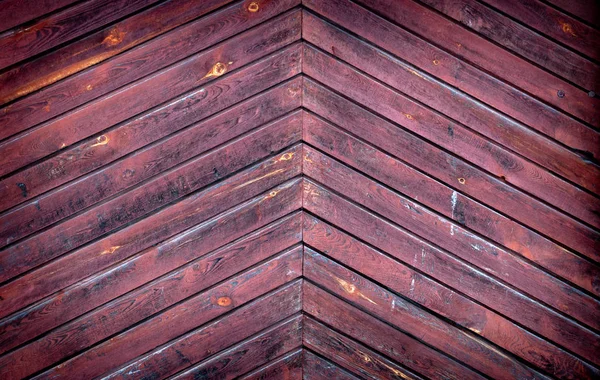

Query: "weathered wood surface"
left=0, top=0, right=598, bottom=378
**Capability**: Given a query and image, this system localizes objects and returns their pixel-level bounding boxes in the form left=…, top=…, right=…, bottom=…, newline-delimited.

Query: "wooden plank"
left=0, top=0, right=300, bottom=142
left=303, top=11, right=600, bottom=191
left=301, top=179, right=600, bottom=365
left=0, top=0, right=233, bottom=105
left=0, top=116, right=302, bottom=284
left=0, top=178, right=302, bottom=354
left=24, top=247, right=302, bottom=380
left=303, top=215, right=600, bottom=380
left=0, top=30, right=302, bottom=178
left=354, top=0, right=600, bottom=126
left=0, top=0, right=159, bottom=70
left=420, top=0, right=599, bottom=91
left=302, top=137, right=600, bottom=331
left=484, top=0, right=600, bottom=61
left=302, top=78, right=600, bottom=262
left=302, top=350, right=361, bottom=380
left=303, top=113, right=600, bottom=296
left=0, top=81, right=302, bottom=245
left=302, top=281, right=484, bottom=380
left=304, top=248, right=548, bottom=380
left=101, top=280, right=302, bottom=380
left=0, top=0, right=81, bottom=33
left=303, top=45, right=600, bottom=229
left=304, top=317, right=425, bottom=380
left=238, top=349, right=303, bottom=380
left=171, top=317, right=303, bottom=380
left=0, top=210, right=300, bottom=357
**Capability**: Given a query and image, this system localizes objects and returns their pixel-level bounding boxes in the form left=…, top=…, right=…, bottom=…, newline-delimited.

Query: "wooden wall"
left=0, top=0, right=598, bottom=378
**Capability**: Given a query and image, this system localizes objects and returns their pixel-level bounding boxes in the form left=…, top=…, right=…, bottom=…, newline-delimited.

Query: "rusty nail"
left=557, top=90, right=565, bottom=98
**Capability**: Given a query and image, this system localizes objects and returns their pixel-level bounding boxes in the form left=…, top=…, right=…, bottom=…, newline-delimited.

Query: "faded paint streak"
left=232, top=169, right=285, bottom=190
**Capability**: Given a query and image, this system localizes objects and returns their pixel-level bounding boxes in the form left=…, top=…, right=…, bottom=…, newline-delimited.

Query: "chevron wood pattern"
left=0, top=0, right=598, bottom=379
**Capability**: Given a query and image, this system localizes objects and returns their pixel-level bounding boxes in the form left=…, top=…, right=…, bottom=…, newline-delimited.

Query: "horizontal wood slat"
left=0, top=0, right=597, bottom=378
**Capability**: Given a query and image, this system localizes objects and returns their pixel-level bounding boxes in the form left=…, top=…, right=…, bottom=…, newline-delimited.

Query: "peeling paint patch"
left=202, top=62, right=228, bottom=80
left=103, top=28, right=126, bottom=46
left=559, top=21, right=577, bottom=37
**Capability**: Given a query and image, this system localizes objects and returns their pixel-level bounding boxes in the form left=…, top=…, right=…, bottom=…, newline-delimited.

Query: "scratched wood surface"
left=0, top=0, right=598, bottom=378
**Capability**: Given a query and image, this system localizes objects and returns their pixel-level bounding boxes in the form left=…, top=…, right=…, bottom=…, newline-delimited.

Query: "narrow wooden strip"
left=0, top=0, right=299, bottom=141
left=303, top=214, right=600, bottom=380
left=306, top=0, right=600, bottom=149
left=0, top=0, right=159, bottom=70
left=0, top=167, right=302, bottom=353
left=303, top=45, right=600, bottom=229
left=354, top=0, right=600, bottom=125
left=171, top=315, right=303, bottom=380
left=238, top=349, right=303, bottom=380
left=304, top=317, right=425, bottom=380
left=23, top=247, right=302, bottom=380
left=420, top=0, right=599, bottom=91
left=302, top=179, right=600, bottom=365
left=303, top=141, right=600, bottom=331
left=484, top=0, right=600, bottom=61
left=303, top=113, right=600, bottom=296
left=0, top=0, right=80, bottom=34
left=304, top=248, right=548, bottom=380
left=0, top=81, right=302, bottom=246
left=302, top=78, right=600, bottom=262
left=302, top=281, right=484, bottom=380
left=0, top=115, right=302, bottom=284
left=302, top=350, right=361, bottom=380
left=0, top=0, right=232, bottom=105
left=303, top=12, right=600, bottom=192
left=102, top=280, right=302, bottom=380
left=0, top=31, right=302, bottom=178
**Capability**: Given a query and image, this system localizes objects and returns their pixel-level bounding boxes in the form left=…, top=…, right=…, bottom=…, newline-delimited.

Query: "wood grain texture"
left=0, top=0, right=598, bottom=378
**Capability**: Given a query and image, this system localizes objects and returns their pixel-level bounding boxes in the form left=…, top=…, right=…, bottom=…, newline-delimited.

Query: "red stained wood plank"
left=0, top=175, right=302, bottom=353
left=0, top=0, right=233, bottom=105
left=301, top=350, right=361, bottom=380
left=421, top=0, right=599, bottom=91
left=24, top=247, right=302, bottom=380
left=171, top=317, right=303, bottom=380
left=303, top=45, right=600, bottom=230
left=484, top=0, right=600, bottom=61
left=304, top=248, right=548, bottom=380
left=302, top=137, right=600, bottom=331
left=305, top=0, right=600, bottom=151
left=238, top=349, right=303, bottom=380
left=0, top=80, right=302, bottom=246
left=355, top=0, right=600, bottom=125
left=0, top=0, right=159, bottom=70
left=0, top=115, right=302, bottom=284
left=303, top=215, right=599, bottom=380
left=302, top=179, right=600, bottom=365
left=302, top=281, right=484, bottom=380
left=302, top=11, right=600, bottom=192
left=304, top=317, right=424, bottom=380
left=102, top=281, right=302, bottom=380
left=303, top=113, right=600, bottom=296
left=302, top=78, right=600, bottom=263
left=0, top=0, right=80, bottom=33
left=0, top=0, right=300, bottom=142
left=0, top=32, right=302, bottom=179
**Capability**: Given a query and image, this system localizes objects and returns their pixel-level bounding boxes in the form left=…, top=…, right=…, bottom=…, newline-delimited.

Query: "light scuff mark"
left=335, top=277, right=377, bottom=305
left=90, top=135, right=109, bottom=147
left=202, top=61, right=232, bottom=80
left=100, top=246, right=121, bottom=255
left=248, top=2, right=259, bottom=12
